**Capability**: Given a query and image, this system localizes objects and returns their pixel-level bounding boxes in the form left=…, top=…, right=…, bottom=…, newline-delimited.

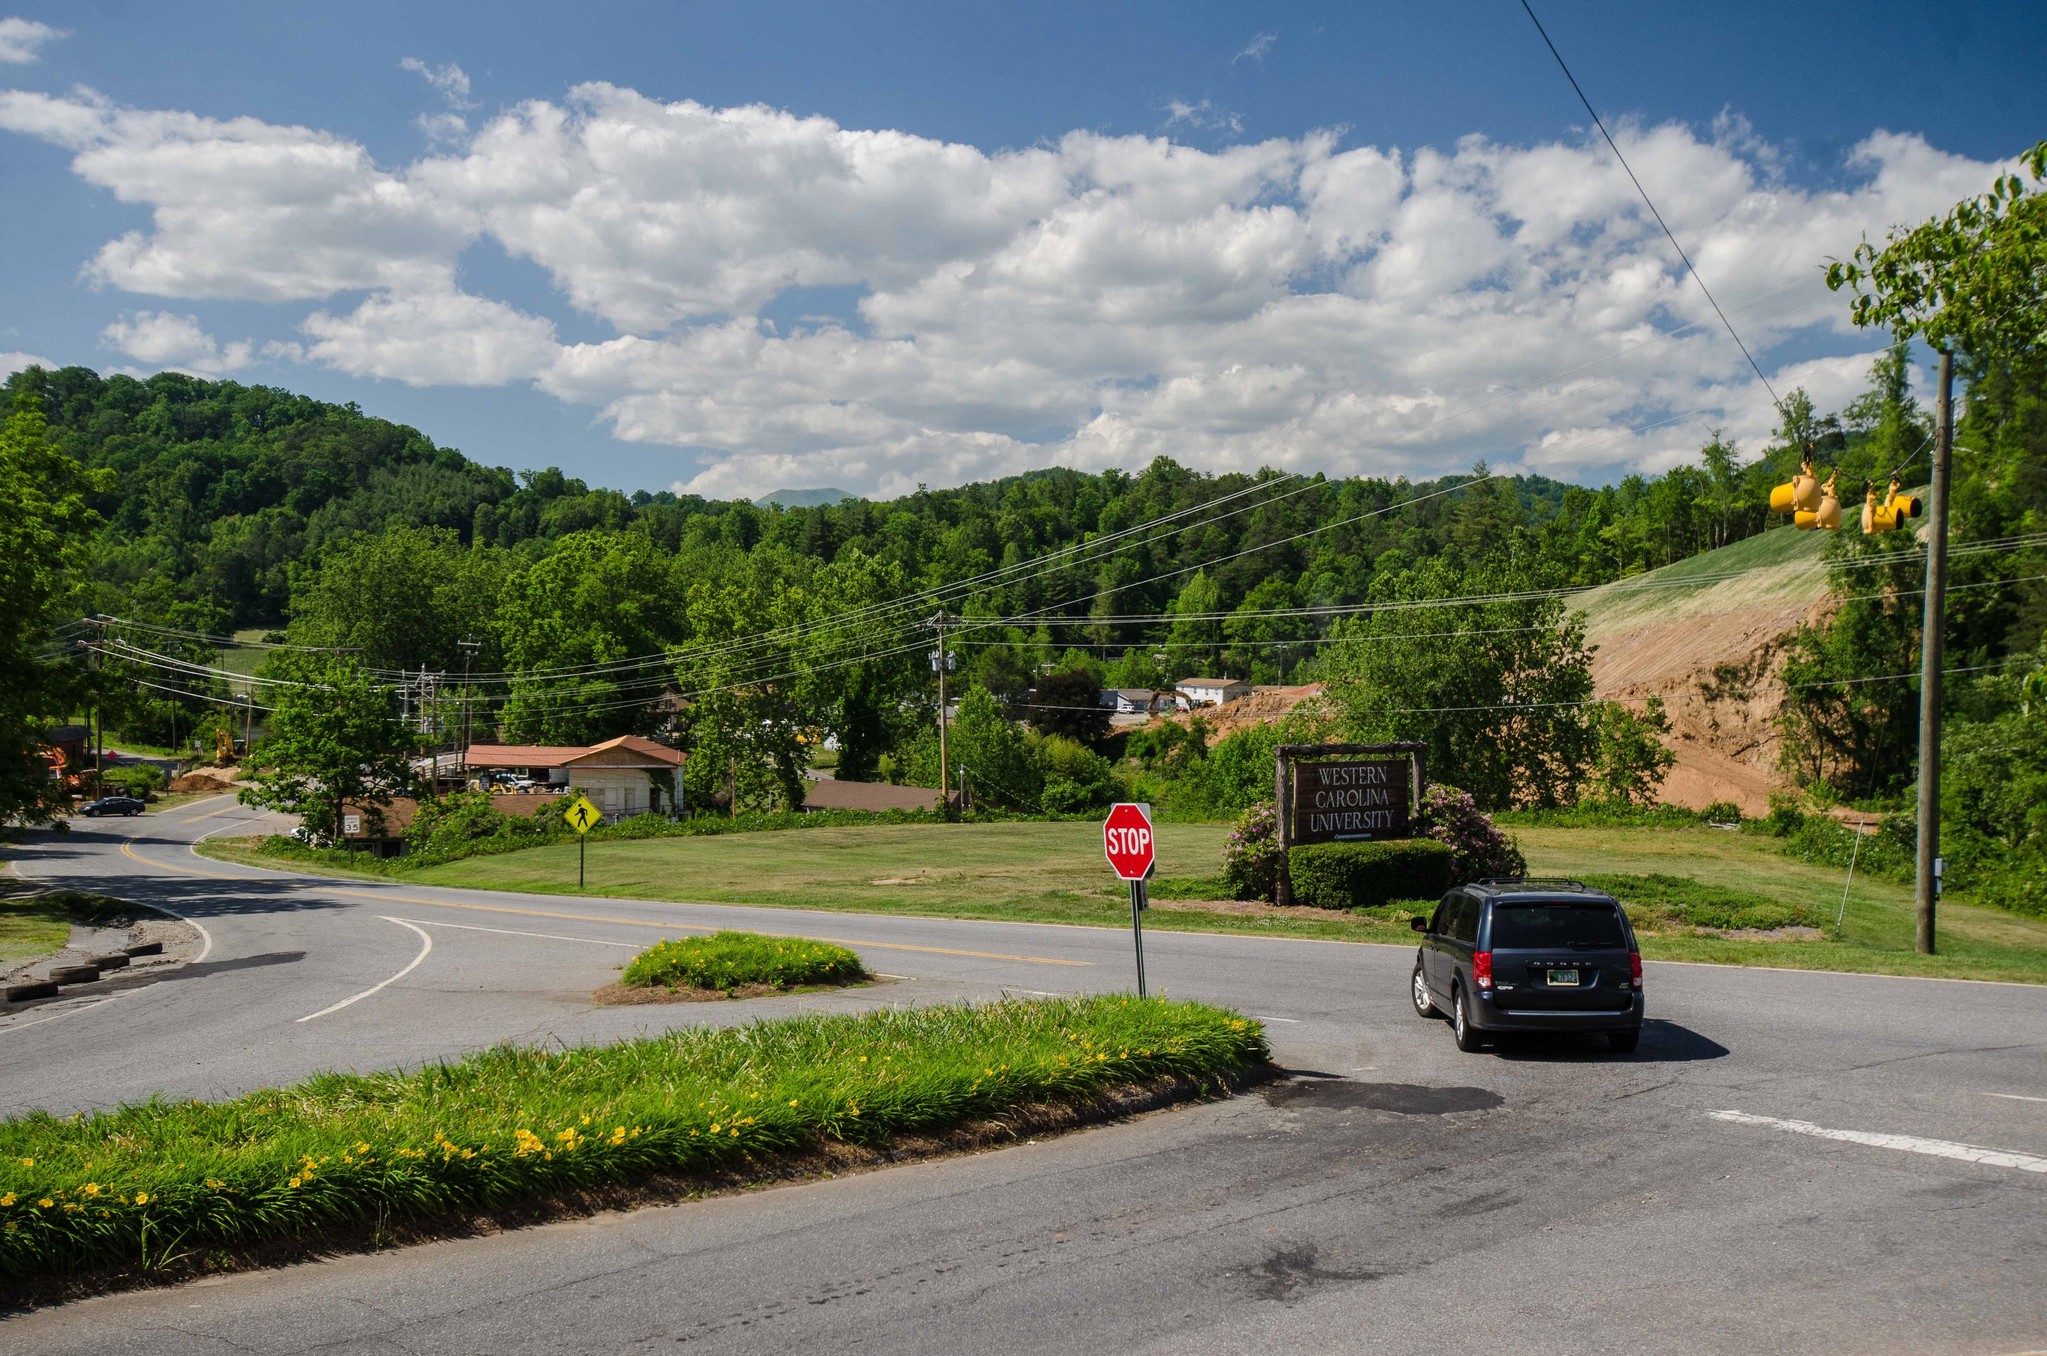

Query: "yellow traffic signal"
left=1769, top=455, right=1822, bottom=516
left=1795, top=472, right=1842, bottom=531
left=1861, top=477, right=1922, bottom=533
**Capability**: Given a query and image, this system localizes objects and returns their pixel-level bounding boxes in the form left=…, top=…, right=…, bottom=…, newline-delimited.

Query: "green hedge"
left=1287, top=839, right=1452, bottom=909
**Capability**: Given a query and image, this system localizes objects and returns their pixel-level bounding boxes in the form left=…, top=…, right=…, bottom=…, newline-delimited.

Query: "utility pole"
left=85, top=616, right=106, bottom=799
left=457, top=640, right=480, bottom=788
left=1915, top=350, right=1954, bottom=956
left=458, top=643, right=481, bottom=757
left=928, top=612, right=953, bottom=815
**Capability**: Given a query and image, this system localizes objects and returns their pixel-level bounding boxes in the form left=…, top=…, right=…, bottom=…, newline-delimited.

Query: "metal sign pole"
left=579, top=834, right=586, bottom=890
left=1129, top=878, right=1148, bottom=997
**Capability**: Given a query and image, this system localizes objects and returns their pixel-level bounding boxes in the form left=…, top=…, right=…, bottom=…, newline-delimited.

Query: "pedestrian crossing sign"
left=564, top=795, right=603, bottom=833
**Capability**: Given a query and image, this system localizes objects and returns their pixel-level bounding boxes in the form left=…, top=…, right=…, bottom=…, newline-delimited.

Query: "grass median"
left=0, top=996, right=1268, bottom=1293
left=196, top=820, right=2047, bottom=983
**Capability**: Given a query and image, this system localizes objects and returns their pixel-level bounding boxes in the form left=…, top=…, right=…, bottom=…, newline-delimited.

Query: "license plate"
left=1546, top=968, right=1580, bottom=986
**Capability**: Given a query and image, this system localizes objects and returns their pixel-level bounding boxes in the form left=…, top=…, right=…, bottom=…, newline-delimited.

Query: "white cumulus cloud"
left=1, top=349, right=57, bottom=378
left=0, top=78, right=2014, bottom=498
left=303, top=288, right=557, bottom=386
left=0, top=17, right=64, bottom=65
left=99, top=311, right=253, bottom=376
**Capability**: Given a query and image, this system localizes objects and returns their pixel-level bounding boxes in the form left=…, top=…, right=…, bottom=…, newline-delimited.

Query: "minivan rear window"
left=1489, top=902, right=1625, bottom=949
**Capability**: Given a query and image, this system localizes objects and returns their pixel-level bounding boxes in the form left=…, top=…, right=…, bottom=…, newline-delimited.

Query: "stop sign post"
left=1103, top=802, right=1155, bottom=996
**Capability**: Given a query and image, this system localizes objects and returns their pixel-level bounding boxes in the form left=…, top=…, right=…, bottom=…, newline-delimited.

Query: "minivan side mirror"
left=1410, top=916, right=1428, bottom=932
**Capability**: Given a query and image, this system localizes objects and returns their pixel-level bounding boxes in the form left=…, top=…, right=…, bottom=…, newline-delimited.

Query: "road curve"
left=3, top=803, right=2045, bottom=1354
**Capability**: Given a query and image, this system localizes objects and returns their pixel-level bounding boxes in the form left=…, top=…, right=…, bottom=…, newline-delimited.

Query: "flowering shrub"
left=1220, top=801, right=1284, bottom=901
left=1417, top=783, right=1526, bottom=884
left=622, top=931, right=866, bottom=993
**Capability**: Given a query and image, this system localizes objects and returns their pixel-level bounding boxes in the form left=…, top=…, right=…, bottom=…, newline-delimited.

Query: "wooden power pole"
left=928, top=612, right=952, bottom=814
left=1915, top=350, right=1954, bottom=956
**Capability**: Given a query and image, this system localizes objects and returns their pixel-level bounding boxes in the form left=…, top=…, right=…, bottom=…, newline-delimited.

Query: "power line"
left=1519, top=0, right=1784, bottom=415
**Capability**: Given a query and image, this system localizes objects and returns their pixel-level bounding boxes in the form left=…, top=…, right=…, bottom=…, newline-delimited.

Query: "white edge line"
left=1980, top=1092, right=2047, bottom=1105
left=140, top=813, right=2047, bottom=992
left=1248, top=1014, right=1303, bottom=1023
left=393, top=917, right=640, bottom=948
left=146, top=899, right=214, bottom=966
left=1708, top=1109, right=2047, bottom=1175
left=0, top=991, right=148, bottom=1034
left=295, top=917, right=434, bottom=1023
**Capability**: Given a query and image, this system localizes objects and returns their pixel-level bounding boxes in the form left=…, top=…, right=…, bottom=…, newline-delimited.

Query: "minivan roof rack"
left=1472, top=876, right=1592, bottom=890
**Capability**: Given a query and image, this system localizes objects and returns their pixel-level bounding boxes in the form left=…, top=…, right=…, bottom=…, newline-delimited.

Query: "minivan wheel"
left=1608, top=1027, right=1641, bottom=1053
left=1452, top=987, right=1483, bottom=1052
left=1411, top=964, right=1437, bottom=1018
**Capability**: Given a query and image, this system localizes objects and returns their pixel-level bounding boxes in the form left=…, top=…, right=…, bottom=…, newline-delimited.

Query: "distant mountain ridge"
left=755, top=488, right=857, bottom=507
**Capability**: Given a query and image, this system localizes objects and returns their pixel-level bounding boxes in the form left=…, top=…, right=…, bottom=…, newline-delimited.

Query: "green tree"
left=1032, top=668, right=1109, bottom=744
left=677, top=561, right=812, bottom=813
left=904, top=685, right=1040, bottom=810
left=1320, top=557, right=1596, bottom=809
left=1827, top=140, right=2047, bottom=377
left=497, top=532, right=680, bottom=745
left=1164, top=569, right=1224, bottom=675
left=288, top=524, right=509, bottom=676
left=1587, top=698, right=1677, bottom=806
left=238, top=654, right=415, bottom=841
left=0, top=395, right=106, bottom=824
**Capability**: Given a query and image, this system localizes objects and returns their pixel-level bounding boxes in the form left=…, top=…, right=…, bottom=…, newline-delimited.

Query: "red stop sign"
left=1103, top=802, right=1156, bottom=881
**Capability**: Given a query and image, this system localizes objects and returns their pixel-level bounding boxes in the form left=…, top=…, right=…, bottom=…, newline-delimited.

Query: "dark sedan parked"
left=79, top=795, right=147, bottom=817
left=1411, top=879, right=1643, bottom=1052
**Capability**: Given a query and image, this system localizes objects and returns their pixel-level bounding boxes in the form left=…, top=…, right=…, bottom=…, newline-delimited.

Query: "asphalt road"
left=2, top=798, right=2044, bottom=1354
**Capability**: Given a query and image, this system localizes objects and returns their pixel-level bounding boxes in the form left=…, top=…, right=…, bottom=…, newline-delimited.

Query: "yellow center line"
left=325, top=889, right=1092, bottom=967
left=120, top=839, right=262, bottom=882
left=181, top=798, right=248, bottom=823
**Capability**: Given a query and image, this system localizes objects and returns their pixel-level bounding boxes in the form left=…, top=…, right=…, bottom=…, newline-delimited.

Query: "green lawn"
left=0, top=896, right=75, bottom=967
left=198, top=820, right=2047, bottom=982
left=1517, top=824, right=2047, bottom=983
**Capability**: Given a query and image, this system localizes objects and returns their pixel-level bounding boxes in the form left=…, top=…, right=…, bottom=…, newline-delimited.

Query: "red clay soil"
left=1587, top=598, right=1831, bottom=817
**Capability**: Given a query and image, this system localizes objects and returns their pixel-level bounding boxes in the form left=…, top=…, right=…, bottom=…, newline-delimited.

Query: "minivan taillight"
left=1628, top=952, right=1643, bottom=989
left=1474, top=951, right=1493, bottom=989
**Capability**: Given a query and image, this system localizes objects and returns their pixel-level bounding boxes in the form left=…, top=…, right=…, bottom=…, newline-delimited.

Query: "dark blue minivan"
left=1410, top=879, right=1643, bottom=1053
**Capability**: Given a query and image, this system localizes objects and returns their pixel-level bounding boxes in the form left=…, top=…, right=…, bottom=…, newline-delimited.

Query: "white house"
left=1175, top=677, right=1252, bottom=707
left=1099, top=687, right=1157, bottom=715
left=464, top=735, right=685, bottom=821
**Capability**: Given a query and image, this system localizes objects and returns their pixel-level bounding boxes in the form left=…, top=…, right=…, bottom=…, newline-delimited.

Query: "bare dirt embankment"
left=1572, top=527, right=1832, bottom=816
left=1116, top=531, right=1832, bottom=817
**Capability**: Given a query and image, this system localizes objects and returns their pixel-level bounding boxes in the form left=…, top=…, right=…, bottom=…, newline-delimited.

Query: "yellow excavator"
left=214, top=728, right=237, bottom=767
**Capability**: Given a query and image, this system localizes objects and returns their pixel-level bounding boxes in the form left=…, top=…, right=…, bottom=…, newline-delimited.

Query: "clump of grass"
left=0, top=892, right=140, bottom=966
left=620, top=931, right=866, bottom=994
left=0, top=997, right=1267, bottom=1283
left=1582, top=872, right=1820, bottom=932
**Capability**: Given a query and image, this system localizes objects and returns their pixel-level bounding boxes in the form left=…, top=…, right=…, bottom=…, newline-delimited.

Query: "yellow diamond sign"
left=563, top=795, right=603, bottom=834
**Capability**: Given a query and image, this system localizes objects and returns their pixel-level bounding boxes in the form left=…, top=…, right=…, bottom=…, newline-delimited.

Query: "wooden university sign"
left=1273, top=742, right=1426, bottom=905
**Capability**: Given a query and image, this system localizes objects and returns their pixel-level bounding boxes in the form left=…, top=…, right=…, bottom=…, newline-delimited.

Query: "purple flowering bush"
left=1221, top=800, right=1284, bottom=901
left=1418, top=783, right=1526, bottom=884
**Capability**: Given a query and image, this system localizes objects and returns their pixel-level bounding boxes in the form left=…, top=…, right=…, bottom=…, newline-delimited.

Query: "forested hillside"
left=10, top=361, right=1816, bottom=644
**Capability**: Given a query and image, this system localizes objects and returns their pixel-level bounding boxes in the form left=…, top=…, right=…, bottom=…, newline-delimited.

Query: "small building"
left=1099, top=688, right=1157, bottom=715
left=1175, top=677, right=1252, bottom=707
left=464, top=735, right=685, bottom=821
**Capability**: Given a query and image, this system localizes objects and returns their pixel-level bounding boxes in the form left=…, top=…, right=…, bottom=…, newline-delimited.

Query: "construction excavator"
left=214, top=728, right=238, bottom=767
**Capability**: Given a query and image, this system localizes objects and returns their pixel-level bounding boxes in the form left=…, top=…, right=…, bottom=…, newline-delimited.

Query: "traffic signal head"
left=1770, top=455, right=1823, bottom=516
left=1862, top=477, right=1922, bottom=533
left=1795, top=472, right=1842, bottom=531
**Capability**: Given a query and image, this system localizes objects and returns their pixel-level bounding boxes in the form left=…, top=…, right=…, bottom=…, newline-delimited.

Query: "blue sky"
left=2, top=2, right=2041, bottom=497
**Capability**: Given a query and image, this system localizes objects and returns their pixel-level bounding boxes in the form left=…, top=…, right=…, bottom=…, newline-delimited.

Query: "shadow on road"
left=3, top=826, right=351, bottom=925
left=1485, top=1019, right=1728, bottom=1064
